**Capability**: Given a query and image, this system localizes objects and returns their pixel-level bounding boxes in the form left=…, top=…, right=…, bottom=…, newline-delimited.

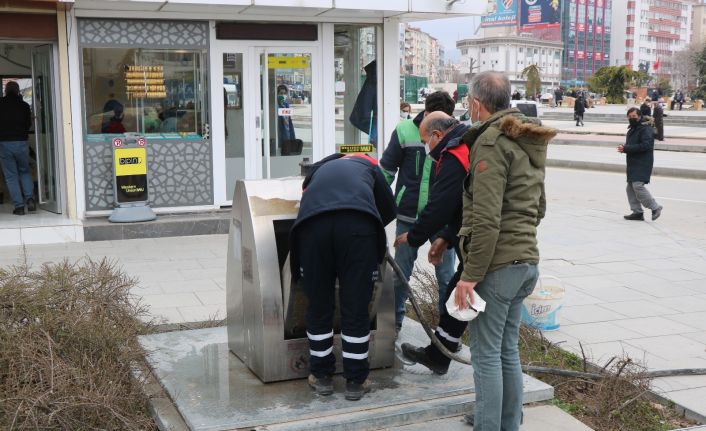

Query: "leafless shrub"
left=409, top=265, right=441, bottom=326
left=0, top=258, right=157, bottom=430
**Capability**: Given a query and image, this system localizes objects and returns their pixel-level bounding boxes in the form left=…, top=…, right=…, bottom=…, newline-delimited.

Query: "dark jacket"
left=459, top=109, right=556, bottom=282
left=290, top=153, right=396, bottom=279
left=624, top=119, right=654, bottom=184
left=574, top=97, right=586, bottom=114
left=379, top=112, right=438, bottom=224
left=407, top=123, right=470, bottom=248
left=349, top=60, right=377, bottom=143
left=640, top=102, right=652, bottom=117
left=0, top=95, right=32, bottom=142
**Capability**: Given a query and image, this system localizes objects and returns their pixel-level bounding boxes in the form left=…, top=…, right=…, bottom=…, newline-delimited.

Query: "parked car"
left=458, top=99, right=540, bottom=125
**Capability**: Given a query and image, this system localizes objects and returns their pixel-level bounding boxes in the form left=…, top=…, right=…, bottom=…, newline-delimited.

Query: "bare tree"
left=670, top=42, right=703, bottom=92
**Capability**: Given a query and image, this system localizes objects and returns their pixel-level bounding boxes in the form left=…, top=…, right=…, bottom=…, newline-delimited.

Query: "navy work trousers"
left=296, top=210, right=380, bottom=384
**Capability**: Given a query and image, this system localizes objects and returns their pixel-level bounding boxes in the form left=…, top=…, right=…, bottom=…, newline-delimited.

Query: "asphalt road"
left=545, top=167, right=706, bottom=242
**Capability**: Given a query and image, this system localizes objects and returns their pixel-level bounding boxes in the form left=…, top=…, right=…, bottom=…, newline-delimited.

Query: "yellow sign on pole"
left=339, top=144, right=374, bottom=154
left=267, top=56, right=309, bottom=69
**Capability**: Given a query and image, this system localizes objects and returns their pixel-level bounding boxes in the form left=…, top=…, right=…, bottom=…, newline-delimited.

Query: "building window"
left=481, top=48, right=486, bottom=53
left=519, top=47, right=524, bottom=53
left=461, top=48, right=468, bottom=55
left=82, top=48, right=208, bottom=139
left=334, top=25, right=378, bottom=151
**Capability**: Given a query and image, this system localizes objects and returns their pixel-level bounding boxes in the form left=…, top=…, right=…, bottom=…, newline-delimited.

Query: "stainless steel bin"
left=226, top=178, right=395, bottom=383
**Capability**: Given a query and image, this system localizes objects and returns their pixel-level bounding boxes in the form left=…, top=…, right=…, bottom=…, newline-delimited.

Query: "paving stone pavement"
left=1, top=202, right=705, bottom=421
left=538, top=203, right=706, bottom=422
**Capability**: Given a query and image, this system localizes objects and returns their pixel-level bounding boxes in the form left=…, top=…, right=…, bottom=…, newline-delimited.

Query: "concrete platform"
left=389, top=404, right=594, bottom=431
left=139, top=320, right=553, bottom=431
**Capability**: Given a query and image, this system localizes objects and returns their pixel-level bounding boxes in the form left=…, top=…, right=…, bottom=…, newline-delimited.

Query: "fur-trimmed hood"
left=499, top=114, right=555, bottom=169
left=462, top=108, right=556, bottom=170
left=499, top=115, right=557, bottom=143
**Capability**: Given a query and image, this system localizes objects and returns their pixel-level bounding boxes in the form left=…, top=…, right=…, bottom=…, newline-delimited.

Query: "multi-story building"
left=403, top=24, right=443, bottom=83
left=611, top=0, right=695, bottom=78
left=692, top=3, right=706, bottom=44
left=561, top=0, right=613, bottom=86
left=457, top=36, right=563, bottom=93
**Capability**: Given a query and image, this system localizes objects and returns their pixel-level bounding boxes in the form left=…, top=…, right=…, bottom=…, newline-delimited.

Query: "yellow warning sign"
left=267, top=56, right=309, bottom=69
left=339, top=144, right=374, bottom=154
left=114, top=147, right=147, bottom=176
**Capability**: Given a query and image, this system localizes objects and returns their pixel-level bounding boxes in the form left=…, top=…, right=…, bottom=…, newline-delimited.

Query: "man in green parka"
left=453, top=71, right=556, bottom=431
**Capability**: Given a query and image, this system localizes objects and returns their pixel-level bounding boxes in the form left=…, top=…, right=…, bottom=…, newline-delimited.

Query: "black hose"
left=385, top=253, right=472, bottom=365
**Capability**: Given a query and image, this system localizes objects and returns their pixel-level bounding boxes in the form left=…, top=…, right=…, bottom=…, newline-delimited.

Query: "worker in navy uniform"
left=289, top=153, right=396, bottom=401
left=393, top=111, right=471, bottom=375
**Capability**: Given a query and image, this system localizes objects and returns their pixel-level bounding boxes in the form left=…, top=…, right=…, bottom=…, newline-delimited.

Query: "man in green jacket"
left=453, top=71, right=556, bottom=431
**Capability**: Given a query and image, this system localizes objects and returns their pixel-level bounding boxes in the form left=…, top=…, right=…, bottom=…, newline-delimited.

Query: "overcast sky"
left=409, top=16, right=481, bottom=63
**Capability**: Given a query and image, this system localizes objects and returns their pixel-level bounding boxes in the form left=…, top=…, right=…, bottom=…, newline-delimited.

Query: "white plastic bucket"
left=521, top=275, right=565, bottom=331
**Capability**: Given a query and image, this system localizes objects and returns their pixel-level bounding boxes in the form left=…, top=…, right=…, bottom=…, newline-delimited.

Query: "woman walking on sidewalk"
left=619, top=107, right=663, bottom=221
left=574, top=92, right=586, bottom=126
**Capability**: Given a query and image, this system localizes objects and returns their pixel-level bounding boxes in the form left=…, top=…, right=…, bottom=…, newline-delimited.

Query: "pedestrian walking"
left=574, top=92, right=586, bottom=126
left=380, top=91, right=457, bottom=333
left=0, top=81, right=36, bottom=215
left=619, top=108, right=663, bottom=221
left=554, top=87, right=563, bottom=107
left=652, top=98, right=664, bottom=141
left=289, top=153, right=395, bottom=401
left=640, top=98, right=652, bottom=117
left=453, top=71, right=555, bottom=431
left=672, top=90, right=684, bottom=111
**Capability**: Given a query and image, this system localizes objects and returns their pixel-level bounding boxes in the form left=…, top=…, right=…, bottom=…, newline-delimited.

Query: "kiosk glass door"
left=258, top=49, right=313, bottom=179
left=223, top=52, right=246, bottom=201
left=31, top=44, right=60, bottom=213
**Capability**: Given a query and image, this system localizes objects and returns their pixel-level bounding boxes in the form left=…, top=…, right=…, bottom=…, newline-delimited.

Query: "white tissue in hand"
left=445, top=287, right=486, bottom=322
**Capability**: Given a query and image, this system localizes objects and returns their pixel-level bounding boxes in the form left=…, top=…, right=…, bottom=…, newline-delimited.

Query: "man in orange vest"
left=394, top=111, right=470, bottom=374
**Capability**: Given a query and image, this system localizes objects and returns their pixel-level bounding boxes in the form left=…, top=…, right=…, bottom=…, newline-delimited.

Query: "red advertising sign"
left=577, top=51, right=586, bottom=59
left=113, top=138, right=123, bottom=148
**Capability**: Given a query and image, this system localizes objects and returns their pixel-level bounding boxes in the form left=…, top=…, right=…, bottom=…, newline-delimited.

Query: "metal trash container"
left=226, top=177, right=395, bottom=382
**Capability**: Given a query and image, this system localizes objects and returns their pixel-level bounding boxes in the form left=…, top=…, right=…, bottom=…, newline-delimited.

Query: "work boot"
left=652, top=206, right=663, bottom=221
left=401, top=343, right=449, bottom=375
left=623, top=212, right=644, bottom=221
left=308, top=374, right=333, bottom=396
left=13, top=207, right=25, bottom=216
left=345, top=379, right=371, bottom=401
left=26, top=198, right=36, bottom=212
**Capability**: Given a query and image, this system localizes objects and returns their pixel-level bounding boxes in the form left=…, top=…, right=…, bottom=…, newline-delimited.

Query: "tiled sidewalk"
left=0, top=235, right=228, bottom=324
left=539, top=204, right=706, bottom=421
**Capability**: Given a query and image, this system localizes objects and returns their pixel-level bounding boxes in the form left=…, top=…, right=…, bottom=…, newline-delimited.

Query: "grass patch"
left=0, top=258, right=157, bottom=430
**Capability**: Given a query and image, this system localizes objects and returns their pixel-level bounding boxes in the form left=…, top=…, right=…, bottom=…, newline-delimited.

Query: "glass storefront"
left=82, top=48, right=207, bottom=141
left=333, top=25, right=378, bottom=154
left=78, top=19, right=213, bottom=211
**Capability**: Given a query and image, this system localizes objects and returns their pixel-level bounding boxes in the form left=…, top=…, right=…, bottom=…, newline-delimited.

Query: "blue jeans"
left=0, top=141, right=34, bottom=209
left=469, top=263, right=539, bottom=431
left=393, top=220, right=456, bottom=329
